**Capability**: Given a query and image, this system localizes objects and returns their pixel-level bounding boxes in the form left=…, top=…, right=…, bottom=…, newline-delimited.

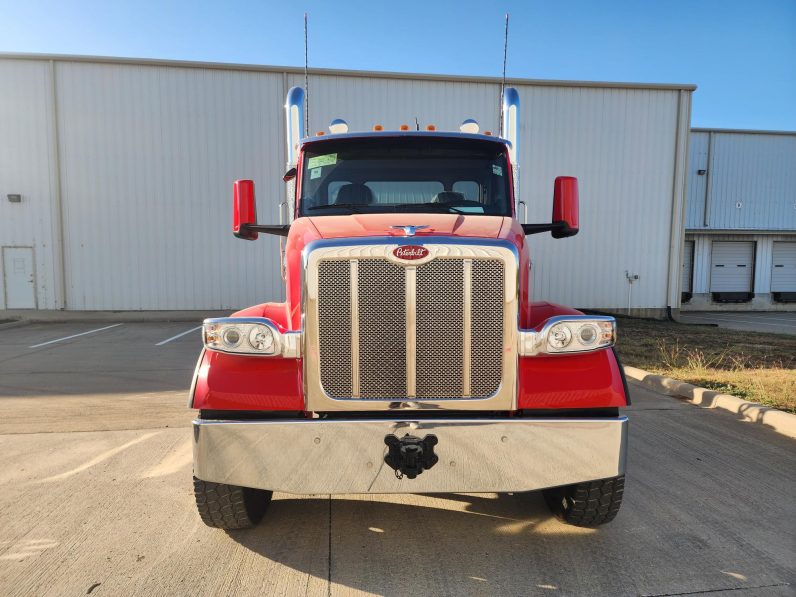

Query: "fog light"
left=222, top=327, right=242, bottom=348
left=578, top=324, right=598, bottom=345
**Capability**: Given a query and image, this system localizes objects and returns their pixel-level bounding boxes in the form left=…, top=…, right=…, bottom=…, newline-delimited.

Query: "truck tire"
left=193, top=476, right=272, bottom=530
left=543, top=476, right=624, bottom=527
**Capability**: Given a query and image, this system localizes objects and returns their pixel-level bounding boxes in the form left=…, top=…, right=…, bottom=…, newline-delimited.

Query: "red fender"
left=189, top=303, right=304, bottom=411
left=518, top=302, right=628, bottom=409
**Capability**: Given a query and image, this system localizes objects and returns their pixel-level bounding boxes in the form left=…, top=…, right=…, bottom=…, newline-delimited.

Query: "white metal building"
left=0, top=54, right=693, bottom=317
left=683, top=129, right=796, bottom=311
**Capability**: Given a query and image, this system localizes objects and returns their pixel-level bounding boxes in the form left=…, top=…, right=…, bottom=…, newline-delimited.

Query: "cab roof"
left=299, top=130, right=512, bottom=149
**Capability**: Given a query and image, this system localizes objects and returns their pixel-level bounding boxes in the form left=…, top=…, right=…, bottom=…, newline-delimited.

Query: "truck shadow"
left=227, top=491, right=602, bottom=595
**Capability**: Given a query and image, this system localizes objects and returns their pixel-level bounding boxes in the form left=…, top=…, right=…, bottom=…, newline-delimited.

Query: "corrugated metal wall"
left=1, top=56, right=691, bottom=311
left=0, top=60, right=61, bottom=309
left=686, top=130, right=796, bottom=231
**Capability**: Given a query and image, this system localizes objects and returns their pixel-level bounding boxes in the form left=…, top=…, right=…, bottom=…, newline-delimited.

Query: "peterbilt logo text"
left=393, top=246, right=429, bottom=260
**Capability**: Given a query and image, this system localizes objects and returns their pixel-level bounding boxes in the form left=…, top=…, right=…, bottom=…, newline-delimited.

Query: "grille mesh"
left=357, top=260, right=407, bottom=398
left=471, top=260, right=505, bottom=397
left=416, top=260, right=464, bottom=397
left=316, top=255, right=505, bottom=401
left=317, top=261, right=352, bottom=398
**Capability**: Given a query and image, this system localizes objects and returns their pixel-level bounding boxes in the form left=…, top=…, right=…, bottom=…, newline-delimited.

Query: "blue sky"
left=1, top=0, right=794, bottom=130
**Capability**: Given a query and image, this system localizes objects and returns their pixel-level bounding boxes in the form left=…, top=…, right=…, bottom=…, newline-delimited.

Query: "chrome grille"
left=416, top=260, right=464, bottom=397
left=317, top=261, right=352, bottom=397
left=357, top=260, right=407, bottom=398
left=315, top=255, right=506, bottom=400
left=471, top=260, right=505, bottom=396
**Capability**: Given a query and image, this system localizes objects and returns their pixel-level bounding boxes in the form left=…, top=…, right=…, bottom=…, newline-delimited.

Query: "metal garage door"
left=710, top=241, right=754, bottom=298
left=771, top=242, right=796, bottom=293
left=682, top=240, right=694, bottom=294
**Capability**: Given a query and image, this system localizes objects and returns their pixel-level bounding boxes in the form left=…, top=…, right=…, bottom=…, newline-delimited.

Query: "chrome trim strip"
left=187, top=347, right=206, bottom=408
left=462, top=259, right=472, bottom=397
left=193, top=416, right=628, bottom=494
left=350, top=259, right=360, bottom=397
left=405, top=266, right=417, bottom=397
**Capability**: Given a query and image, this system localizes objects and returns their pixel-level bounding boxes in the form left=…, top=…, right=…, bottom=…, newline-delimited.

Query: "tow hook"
left=384, top=434, right=439, bottom=479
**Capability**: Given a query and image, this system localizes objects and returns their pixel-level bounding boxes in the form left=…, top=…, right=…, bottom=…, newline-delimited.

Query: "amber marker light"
left=426, top=124, right=436, bottom=131
left=399, top=124, right=410, bottom=131
left=483, top=131, right=492, bottom=136
left=316, top=131, right=325, bottom=136
left=373, top=124, right=384, bottom=131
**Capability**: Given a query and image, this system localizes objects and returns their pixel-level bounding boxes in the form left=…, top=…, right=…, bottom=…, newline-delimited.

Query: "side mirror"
left=552, top=176, right=579, bottom=238
left=233, top=179, right=258, bottom=240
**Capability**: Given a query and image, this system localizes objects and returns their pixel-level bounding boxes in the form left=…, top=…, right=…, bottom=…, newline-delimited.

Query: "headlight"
left=203, top=318, right=300, bottom=357
left=519, top=316, right=616, bottom=356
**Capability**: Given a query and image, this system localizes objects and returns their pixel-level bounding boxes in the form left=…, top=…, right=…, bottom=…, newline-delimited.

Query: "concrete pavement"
left=0, top=323, right=794, bottom=596
left=679, top=311, right=796, bottom=335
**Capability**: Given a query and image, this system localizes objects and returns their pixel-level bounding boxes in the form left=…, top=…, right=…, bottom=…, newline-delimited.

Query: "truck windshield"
left=298, top=137, right=512, bottom=217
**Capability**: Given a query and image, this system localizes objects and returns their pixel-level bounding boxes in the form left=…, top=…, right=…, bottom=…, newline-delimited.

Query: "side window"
left=327, top=181, right=351, bottom=204
left=453, top=181, right=480, bottom=202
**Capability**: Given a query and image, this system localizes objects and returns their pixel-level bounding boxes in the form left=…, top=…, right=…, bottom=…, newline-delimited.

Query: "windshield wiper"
left=307, top=203, right=367, bottom=213
left=396, top=203, right=466, bottom=214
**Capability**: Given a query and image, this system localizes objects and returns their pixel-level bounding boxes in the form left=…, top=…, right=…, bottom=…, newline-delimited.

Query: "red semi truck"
left=189, top=87, right=629, bottom=529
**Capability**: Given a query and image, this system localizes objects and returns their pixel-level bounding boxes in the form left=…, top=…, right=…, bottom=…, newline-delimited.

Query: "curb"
left=624, top=365, right=796, bottom=440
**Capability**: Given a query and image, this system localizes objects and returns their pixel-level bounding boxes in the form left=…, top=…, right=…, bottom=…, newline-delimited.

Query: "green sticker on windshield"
left=492, top=164, right=503, bottom=176
left=307, top=153, right=337, bottom=169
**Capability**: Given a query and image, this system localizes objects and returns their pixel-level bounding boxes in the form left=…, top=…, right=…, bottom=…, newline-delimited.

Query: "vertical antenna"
left=304, top=12, right=309, bottom=134
left=498, top=13, right=509, bottom=135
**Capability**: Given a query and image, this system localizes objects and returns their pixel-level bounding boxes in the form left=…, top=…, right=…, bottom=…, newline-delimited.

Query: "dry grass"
left=612, top=316, right=796, bottom=413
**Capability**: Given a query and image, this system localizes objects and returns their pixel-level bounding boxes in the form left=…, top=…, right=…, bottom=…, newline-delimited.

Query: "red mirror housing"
left=552, top=176, right=579, bottom=239
left=233, top=180, right=258, bottom=240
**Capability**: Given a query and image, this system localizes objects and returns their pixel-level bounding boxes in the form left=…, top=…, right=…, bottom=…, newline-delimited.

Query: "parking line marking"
left=29, top=323, right=123, bottom=348
left=155, top=326, right=201, bottom=346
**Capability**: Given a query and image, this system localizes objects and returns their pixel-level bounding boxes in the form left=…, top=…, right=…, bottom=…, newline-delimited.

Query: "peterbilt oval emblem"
left=393, top=246, right=429, bottom=260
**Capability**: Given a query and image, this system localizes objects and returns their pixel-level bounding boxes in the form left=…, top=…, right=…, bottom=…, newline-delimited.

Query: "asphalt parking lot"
left=679, top=311, right=796, bottom=336
left=0, top=322, right=794, bottom=596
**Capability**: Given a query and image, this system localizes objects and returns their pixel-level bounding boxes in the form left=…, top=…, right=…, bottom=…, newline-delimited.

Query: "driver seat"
left=431, top=191, right=466, bottom=204
left=335, top=183, right=373, bottom=205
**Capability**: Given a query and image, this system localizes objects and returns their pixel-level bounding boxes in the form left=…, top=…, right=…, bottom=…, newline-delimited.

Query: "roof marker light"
left=373, top=124, right=384, bottom=131
left=459, top=119, right=479, bottom=134
left=483, top=131, right=492, bottom=136
left=329, top=119, right=349, bottom=134
left=316, top=131, right=325, bottom=136
left=426, top=124, right=436, bottom=131
left=399, top=124, right=410, bottom=131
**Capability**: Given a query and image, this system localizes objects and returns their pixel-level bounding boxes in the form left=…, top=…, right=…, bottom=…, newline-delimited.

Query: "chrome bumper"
left=192, top=416, right=627, bottom=494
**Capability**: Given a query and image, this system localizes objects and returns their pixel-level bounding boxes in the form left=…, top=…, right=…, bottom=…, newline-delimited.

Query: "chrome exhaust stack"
left=501, top=87, right=520, bottom=164
left=501, top=87, right=521, bottom=218
left=285, top=86, right=305, bottom=167
left=280, top=86, right=305, bottom=263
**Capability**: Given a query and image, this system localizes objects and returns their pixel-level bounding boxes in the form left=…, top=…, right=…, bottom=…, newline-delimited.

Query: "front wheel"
left=193, top=476, right=272, bottom=529
left=543, top=476, right=624, bottom=527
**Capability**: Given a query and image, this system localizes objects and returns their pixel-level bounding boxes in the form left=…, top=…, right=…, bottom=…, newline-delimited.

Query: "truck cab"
left=190, top=87, right=629, bottom=530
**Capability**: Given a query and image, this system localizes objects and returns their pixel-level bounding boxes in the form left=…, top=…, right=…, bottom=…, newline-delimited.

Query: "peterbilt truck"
left=189, top=87, right=629, bottom=530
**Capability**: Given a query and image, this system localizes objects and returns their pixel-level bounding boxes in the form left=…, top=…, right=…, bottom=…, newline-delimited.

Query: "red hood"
left=306, top=214, right=510, bottom=240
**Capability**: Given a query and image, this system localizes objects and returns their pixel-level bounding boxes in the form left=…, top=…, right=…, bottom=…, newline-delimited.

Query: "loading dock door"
left=771, top=242, right=796, bottom=301
left=682, top=240, right=694, bottom=294
left=710, top=241, right=754, bottom=301
left=2, top=247, right=37, bottom=309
